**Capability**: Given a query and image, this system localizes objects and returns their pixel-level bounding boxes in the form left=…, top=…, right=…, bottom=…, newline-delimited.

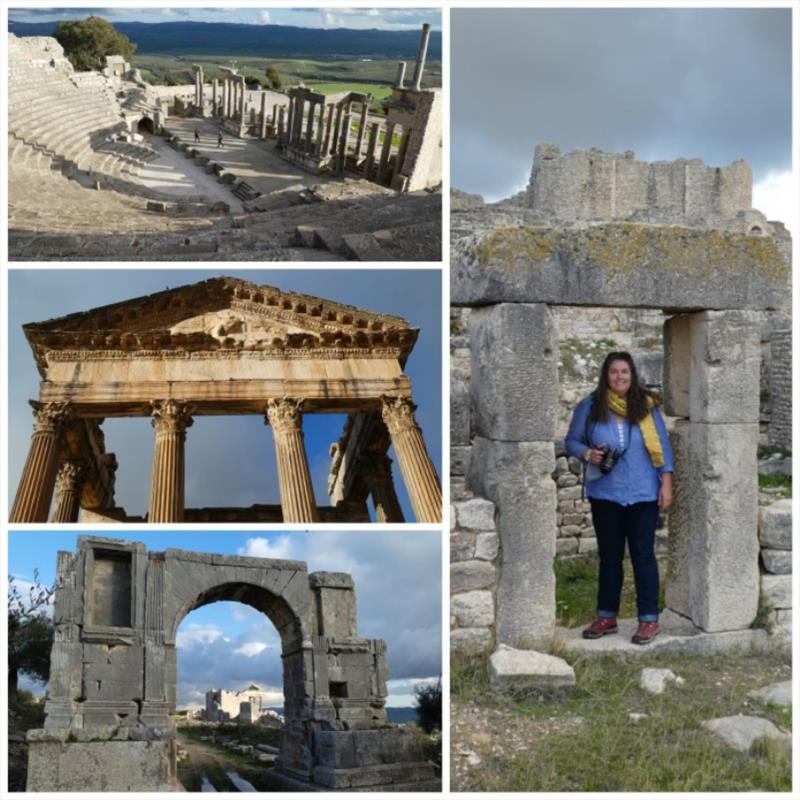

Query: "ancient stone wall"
left=767, top=324, right=792, bottom=450
left=758, top=500, right=792, bottom=650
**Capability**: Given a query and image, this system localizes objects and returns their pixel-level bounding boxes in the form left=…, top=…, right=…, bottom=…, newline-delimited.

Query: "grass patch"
left=452, top=652, right=791, bottom=792
left=758, top=445, right=791, bottom=459
left=758, top=473, right=792, bottom=495
left=307, top=81, right=393, bottom=101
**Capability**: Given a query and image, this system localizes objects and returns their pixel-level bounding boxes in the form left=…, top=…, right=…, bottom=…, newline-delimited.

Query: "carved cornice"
left=151, top=400, right=194, bottom=434
left=380, top=395, right=419, bottom=437
left=30, top=401, right=71, bottom=434
left=265, top=398, right=303, bottom=434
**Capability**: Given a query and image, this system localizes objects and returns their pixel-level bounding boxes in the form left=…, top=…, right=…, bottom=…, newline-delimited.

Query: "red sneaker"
left=631, top=621, right=659, bottom=645
left=582, top=616, right=618, bottom=639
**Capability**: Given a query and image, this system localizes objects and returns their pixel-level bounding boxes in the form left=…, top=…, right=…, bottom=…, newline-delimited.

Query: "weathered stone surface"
left=758, top=500, right=792, bottom=550
left=451, top=445, right=472, bottom=477
left=702, top=716, right=790, bottom=752
left=488, top=644, right=575, bottom=695
left=761, top=549, right=792, bottom=575
left=760, top=574, right=792, bottom=609
left=639, top=668, right=682, bottom=695
left=451, top=590, right=494, bottom=628
left=749, top=681, right=792, bottom=707
left=469, top=437, right=557, bottom=647
left=451, top=224, right=788, bottom=311
left=475, top=531, right=499, bottom=561
left=451, top=560, right=496, bottom=593
left=690, top=310, right=761, bottom=423
left=469, top=303, right=557, bottom=441
left=663, top=314, right=690, bottom=417
left=455, top=497, right=496, bottom=531
left=450, top=372, right=471, bottom=446
left=665, top=421, right=759, bottom=631
left=450, top=531, right=475, bottom=563
left=450, top=627, right=492, bottom=653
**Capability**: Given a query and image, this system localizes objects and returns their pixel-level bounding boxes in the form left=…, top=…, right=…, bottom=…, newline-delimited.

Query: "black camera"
left=598, top=444, right=622, bottom=475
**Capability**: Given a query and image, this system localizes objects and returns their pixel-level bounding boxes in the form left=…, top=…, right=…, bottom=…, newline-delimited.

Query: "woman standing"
left=565, top=352, right=674, bottom=645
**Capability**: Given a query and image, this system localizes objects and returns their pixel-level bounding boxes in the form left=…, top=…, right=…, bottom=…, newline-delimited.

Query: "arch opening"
left=137, top=116, right=155, bottom=134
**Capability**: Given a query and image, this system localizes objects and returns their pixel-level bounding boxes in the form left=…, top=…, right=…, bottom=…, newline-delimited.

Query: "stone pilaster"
left=377, top=122, right=395, bottom=184
left=364, top=452, right=405, bottom=523
left=10, top=402, right=71, bottom=522
left=238, top=76, right=246, bottom=121
left=147, top=400, right=193, bottom=523
left=266, top=398, right=319, bottom=523
left=51, top=460, right=85, bottom=523
left=380, top=396, right=441, bottom=523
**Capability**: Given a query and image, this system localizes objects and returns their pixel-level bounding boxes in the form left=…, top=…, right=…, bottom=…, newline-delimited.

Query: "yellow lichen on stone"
left=474, top=226, right=553, bottom=268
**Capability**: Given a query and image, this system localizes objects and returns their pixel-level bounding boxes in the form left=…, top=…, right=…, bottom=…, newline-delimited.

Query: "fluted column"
left=51, top=460, right=85, bottom=523
left=380, top=396, right=441, bottom=523
left=364, top=452, right=405, bottom=523
left=10, top=402, right=71, bottom=522
left=266, top=398, right=319, bottom=523
left=148, top=400, right=193, bottom=523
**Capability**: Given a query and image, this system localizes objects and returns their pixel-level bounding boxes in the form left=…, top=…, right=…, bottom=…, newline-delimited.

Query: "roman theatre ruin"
left=25, top=535, right=440, bottom=791
left=10, top=277, right=442, bottom=524
left=8, top=25, right=441, bottom=261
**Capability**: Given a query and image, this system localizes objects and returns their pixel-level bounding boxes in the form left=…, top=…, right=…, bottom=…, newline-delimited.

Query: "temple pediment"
left=23, top=276, right=418, bottom=374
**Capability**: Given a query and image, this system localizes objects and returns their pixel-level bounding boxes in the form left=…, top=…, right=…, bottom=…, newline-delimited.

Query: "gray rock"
left=450, top=446, right=472, bottom=478
left=450, top=627, right=492, bottom=653
left=640, top=668, right=681, bottom=695
left=451, top=560, right=496, bottom=593
left=761, top=549, right=792, bottom=575
left=488, top=644, right=576, bottom=695
left=749, top=681, right=792, bottom=707
left=450, top=373, right=471, bottom=446
left=759, top=500, right=792, bottom=550
left=455, top=497, right=496, bottom=531
left=760, top=574, right=792, bottom=609
left=702, top=715, right=790, bottom=752
left=451, top=590, right=494, bottom=628
left=475, top=531, right=499, bottom=561
left=758, top=457, right=792, bottom=477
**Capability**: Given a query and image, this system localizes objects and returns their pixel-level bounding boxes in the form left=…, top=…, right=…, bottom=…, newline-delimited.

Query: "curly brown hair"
left=589, top=352, right=658, bottom=424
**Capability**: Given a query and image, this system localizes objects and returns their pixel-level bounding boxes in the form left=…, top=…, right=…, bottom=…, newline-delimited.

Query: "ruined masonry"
left=451, top=144, right=792, bottom=652
left=26, top=537, right=440, bottom=791
left=10, top=277, right=442, bottom=524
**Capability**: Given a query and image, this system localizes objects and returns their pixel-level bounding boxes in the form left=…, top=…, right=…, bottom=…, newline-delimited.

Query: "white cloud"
left=259, top=11, right=271, bottom=25
left=176, top=623, right=223, bottom=647
left=237, top=535, right=297, bottom=560
left=753, top=168, right=797, bottom=239
left=322, top=11, right=340, bottom=28
left=234, top=641, right=269, bottom=657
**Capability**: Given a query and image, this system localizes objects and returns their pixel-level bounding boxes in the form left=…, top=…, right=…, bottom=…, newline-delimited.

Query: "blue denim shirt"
left=565, top=396, right=674, bottom=505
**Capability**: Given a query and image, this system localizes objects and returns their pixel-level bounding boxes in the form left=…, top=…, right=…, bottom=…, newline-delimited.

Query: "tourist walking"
left=194, top=128, right=200, bottom=143
left=217, top=132, right=223, bottom=148
left=565, top=351, right=673, bottom=645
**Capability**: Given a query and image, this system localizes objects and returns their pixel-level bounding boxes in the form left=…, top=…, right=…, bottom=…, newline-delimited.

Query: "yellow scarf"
left=606, top=391, right=664, bottom=468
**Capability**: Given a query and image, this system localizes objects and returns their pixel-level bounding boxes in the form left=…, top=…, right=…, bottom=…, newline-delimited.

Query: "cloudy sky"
left=452, top=7, right=795, bottom=232
left=7, top=269, right=441, bottom=522
left=9, top=530, right=442, bottom=708
left=8, top=5, right=441, bottom=31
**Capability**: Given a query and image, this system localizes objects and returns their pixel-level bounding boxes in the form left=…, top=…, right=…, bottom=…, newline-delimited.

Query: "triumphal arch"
left=10, top=277, right=441, bottom=524
left=26, top=536, right=439, bottom=791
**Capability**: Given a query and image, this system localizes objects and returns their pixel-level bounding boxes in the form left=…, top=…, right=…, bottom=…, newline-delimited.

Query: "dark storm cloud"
left=452, top=8, right=791, bottom=200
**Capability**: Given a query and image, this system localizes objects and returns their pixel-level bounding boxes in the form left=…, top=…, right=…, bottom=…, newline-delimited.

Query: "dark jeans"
left=589, top=499, right=659, bottom=621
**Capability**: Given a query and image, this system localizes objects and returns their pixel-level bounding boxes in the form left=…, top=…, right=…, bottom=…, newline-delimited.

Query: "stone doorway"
left=137, top=116, right=155, bottom=134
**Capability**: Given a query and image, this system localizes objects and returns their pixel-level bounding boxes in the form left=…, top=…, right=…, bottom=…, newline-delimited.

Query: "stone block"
left=702, top=716, right=790, bottom=753
left=450, top=531, right=476, bottom=563
left=690, top=311, right=761, bottom=423
left=475, top=531, right=499, bottom=560
left=578, top=538, right=598, bottom=554
left=450, top=372, right=471, bottom=446
left=450, top=560, right=495, bottom=593
left=488, top=644, right=575, bottom=695
left=469, top=303, right=557, bottom=441
left=749, top=680, right=792, bottom=707
left=469, top=437, right=557, bottom=647
left=451, top=590, right=494, bottom=627
left=556, top=538, right=579, bottom=556
left=665, top=421, right=759, bottom=631
left=664, top=314, right=691, bottom=417
left=451, top=225, right=788, bottom=312
left=455, top=497, right=496, bottom=531
left=760, top=574, right=792, bottom=609
left=450, top=627, right=492, bottom=653
left=451, top=446, right=471, bottom=477
left=761, top=549, right=792, bottom=575
left=759, top=500, right=792, bottom=549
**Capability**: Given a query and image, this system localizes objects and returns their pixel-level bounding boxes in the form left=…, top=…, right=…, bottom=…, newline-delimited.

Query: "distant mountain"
left=7, top=20, right=442, bottom=60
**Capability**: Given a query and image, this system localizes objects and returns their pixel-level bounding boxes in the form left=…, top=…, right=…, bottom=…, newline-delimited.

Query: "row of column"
left=10, top=396, right=442, bottom=524
left=216, top=74, right=246, bottom=121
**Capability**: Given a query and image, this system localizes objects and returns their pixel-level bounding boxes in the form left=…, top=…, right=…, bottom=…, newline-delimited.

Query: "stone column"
left=260, top=93, right=268, bottom=138
left=315, top=101, right=326, bottom=157
left=363, top=122, right=379, bottom=178
left=222, top=78, right=229, bottom=119
left=355, top=102, right=369, bottom=157
left=411, top=23, right=432, bottom=91
left=337, top=112, right=351, bottom=175
left=664, top=310, right=762, bottom=632
left=395, top=61, right=407, bottom=90
left=286, top=97, right=295, bottom=143
left=148, top=400, right=193, bottom=523
left=323, top=104, right=335, bottom=156
left=278, top=106, right=286, bottom=141
left=396, top=126, right=411, bottom=177
left=196, top=67, right=205, bottom=116
left=266, top=398, right=319, bottom=523
left=305, top=101, right=316, bottom=151
left=380, top=396, right=441, bottom=523
left=212, top=79, right=218, bottom=117
left=238, top=77, right=246, bottom=121
left=10, top=402, right=71, bottom=523
left=377, top=122, right=395, bottom=184
left=51, top=460, right=85, bottom=523
left=331, top=103, right=343, bottom=155
left=364, top=453, right=405, bottom=523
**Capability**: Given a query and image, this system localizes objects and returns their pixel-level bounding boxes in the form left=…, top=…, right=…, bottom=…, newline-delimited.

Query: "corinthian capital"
left=31, top=401, right=71, bottom=434
left=55, top=460, right=85, bottom=492
left=380, top=395, right=418, bottom=437
left=265, top=398, right=304, bottom=434
left=151, top=400, right=194, bottom=434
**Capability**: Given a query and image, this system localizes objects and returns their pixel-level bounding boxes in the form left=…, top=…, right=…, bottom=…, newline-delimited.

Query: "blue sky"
left=7, top=269, right=442, bottom=522
left=9, top=529, right=442, bottom=707
left=7, top=6, right=441, bottom=31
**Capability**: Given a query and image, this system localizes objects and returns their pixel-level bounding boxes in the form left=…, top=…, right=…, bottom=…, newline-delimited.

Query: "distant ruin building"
left=204, top=686, right=283, bottom=726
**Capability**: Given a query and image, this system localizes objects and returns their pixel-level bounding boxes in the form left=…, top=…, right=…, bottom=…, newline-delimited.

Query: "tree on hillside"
left=55, top=15, right=137, bottom=72
left=414, top=677, right=442, bottom=734
left=8, top=571, right=54, bottom=697
left=264, top=65, right=282, bottom=91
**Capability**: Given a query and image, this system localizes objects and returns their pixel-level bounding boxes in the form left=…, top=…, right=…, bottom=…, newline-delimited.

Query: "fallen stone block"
left=488, top=644, right=575, bottom=696
left=640, top=667, right=683, bottom=695
left=702, top=715, right=790, bottom=752
left=749, top=680, right=792, bottom=707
